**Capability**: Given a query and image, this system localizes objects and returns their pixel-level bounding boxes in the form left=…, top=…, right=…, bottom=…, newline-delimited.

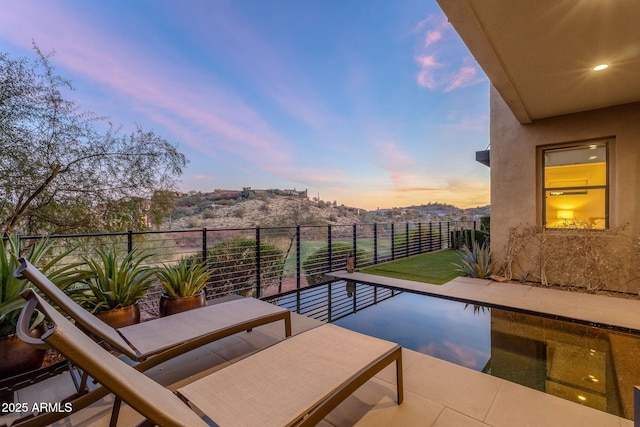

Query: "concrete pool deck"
left=1, top=274, right=637, bottom=426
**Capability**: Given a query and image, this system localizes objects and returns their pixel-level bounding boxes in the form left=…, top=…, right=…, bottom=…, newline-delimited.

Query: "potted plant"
left=156, top=257, right=211, bottom=316
left=0, top=236, right=79, bottom=378
left=70, top=248, right=156, bottom=328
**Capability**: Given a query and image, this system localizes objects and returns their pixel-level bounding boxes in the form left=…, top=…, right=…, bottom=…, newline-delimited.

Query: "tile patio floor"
left=1, top=274, right=637, bottom=426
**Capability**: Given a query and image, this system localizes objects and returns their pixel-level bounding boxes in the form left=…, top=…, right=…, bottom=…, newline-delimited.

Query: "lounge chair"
left=13, top=257, right=292, bottom=425
left=17, top=289, right=403, bottom=426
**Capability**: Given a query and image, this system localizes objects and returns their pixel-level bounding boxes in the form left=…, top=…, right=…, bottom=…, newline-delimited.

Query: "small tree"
left=189, top=237, right=285, bottom=297
left=0, top=46, right=187, bottom=235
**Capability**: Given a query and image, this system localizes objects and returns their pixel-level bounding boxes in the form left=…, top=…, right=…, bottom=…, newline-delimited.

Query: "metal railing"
left=265, top=279, right=400, bottom=323
left=13, top=221, right=479, bottom=315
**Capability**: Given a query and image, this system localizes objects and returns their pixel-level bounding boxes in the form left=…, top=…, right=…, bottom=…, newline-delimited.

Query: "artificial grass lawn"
left=360, top=249, right=463, bottom=285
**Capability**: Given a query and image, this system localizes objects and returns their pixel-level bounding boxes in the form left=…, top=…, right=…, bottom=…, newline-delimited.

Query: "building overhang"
left=437, top=0, right=640, bottom=124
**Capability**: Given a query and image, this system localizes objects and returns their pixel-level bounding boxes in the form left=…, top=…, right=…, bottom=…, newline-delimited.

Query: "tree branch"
left=2, top=164, right=61, bottom=235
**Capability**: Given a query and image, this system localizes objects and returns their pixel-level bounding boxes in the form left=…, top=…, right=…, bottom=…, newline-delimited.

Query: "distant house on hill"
left=213, top=190, right=242, bottom=200
left=241, top=187, right=307, bottom=198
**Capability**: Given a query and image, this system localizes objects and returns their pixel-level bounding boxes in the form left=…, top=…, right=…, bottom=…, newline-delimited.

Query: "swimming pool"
left=266, top=279, right=640, bottom=420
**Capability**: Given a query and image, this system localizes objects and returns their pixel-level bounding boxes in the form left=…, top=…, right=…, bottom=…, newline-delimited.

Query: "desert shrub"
left=480, top=215, right=490, bottom=231
left=302, top=243, right=370, bottom=286
left=185, top=217, right=201, bottom=229
left=454, top=241, right=493, bottom=278
left=188, top=237, right=284, bottom=297
left=450, top=229, right=488, bottom=249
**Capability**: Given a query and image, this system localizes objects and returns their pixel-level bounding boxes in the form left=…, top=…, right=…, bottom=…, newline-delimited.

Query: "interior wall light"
left=593, top=64, right=609, bottom=71
left=557, top=210, right=574, bottom=220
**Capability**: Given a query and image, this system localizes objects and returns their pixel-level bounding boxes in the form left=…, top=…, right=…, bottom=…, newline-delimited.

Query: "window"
left=543, top=141, right=608, bottom=229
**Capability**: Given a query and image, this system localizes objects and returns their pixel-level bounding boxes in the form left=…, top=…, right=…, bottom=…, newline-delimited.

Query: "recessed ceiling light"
left=593, top=64, right=609, bottom=71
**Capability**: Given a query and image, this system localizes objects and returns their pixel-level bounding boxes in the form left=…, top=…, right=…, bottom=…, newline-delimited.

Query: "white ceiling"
left=437, top=0, right=640, bottom=123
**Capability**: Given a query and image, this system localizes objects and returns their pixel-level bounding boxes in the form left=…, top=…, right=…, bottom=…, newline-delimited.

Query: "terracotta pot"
left=159, top=291, right=206, bottom=317
left=95, top=304, right=140, bottom=328
left=0, top=325, right=46, bottom=379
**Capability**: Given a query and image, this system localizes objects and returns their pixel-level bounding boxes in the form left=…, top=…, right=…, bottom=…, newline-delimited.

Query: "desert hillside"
left=167, top=193, right=364, bottom=230
left=164, top=190, right=489, bottom=230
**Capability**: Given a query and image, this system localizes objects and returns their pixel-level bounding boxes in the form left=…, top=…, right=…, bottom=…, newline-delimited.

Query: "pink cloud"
left=444, top=65, right=485, bottom=92
left=415, top=55, right=442, bottom=88
left=0, top=2, right=300, bottom=178
left=419, top=341, right=485, bottom=369
left=413, top=14, right=485, bottom=92
left=424, top=29, right=443, bottom=47
left=416, top=55, right=440, bottom=68
left=371, top=141, right=419, bottom=190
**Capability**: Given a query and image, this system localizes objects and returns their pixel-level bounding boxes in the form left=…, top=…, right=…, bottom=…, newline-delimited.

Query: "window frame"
left=541, top=140, right=610, bottom=229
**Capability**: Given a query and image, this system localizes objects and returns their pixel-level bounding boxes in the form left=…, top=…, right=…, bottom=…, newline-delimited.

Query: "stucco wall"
left=490, top=86, right=640, bottom=292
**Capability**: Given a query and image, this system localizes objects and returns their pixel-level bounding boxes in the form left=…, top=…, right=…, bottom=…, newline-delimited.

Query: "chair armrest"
left=17, top=289, right=49, bottom=350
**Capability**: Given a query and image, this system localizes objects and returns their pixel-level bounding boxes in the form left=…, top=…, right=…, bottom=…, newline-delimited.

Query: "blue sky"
left=0, top=0, right=490, bottom=210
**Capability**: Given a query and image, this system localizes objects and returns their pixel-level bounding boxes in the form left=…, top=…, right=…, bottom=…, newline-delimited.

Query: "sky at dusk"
left=0, top=1, right=490, bottom=210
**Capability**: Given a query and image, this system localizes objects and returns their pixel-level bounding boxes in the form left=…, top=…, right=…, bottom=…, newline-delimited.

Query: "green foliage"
left=302, top=243, right=370, bottom=286
left=71, top=249, right=156, bottom=313
left=188, top=238, right=285, bottom=296
left=147, top=190, right=178, bottom=229
left=1, top=236, right=80, bottom=336
left=480, top=215, right=490, bottom=231
left=156, top=257, right=211, bottom=298
left=454, top=241, right=493, bottom=279
left=450, top=229, right=488, bottom=249
left=0, top=47, right=186, bottom=235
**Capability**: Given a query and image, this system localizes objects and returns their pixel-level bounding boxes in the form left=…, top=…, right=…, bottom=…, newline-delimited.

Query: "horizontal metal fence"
left=12, top=221, right=478, bottom=315
left=266, top=280, right=399, bottom=323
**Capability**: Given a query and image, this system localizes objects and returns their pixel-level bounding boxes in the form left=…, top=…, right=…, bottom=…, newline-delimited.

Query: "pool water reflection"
left=267, top=280, right=640, bottom=419
left=334, top=289, right=491, bottom=371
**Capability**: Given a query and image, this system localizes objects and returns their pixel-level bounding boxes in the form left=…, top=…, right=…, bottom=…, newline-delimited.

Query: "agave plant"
left=454, top=241, right=494, bottom=279
left=1, top=236, right=80, bottom=337
left=71, top=248, right=156, bottom=313
left=156, top=257, right=211, bottom=298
